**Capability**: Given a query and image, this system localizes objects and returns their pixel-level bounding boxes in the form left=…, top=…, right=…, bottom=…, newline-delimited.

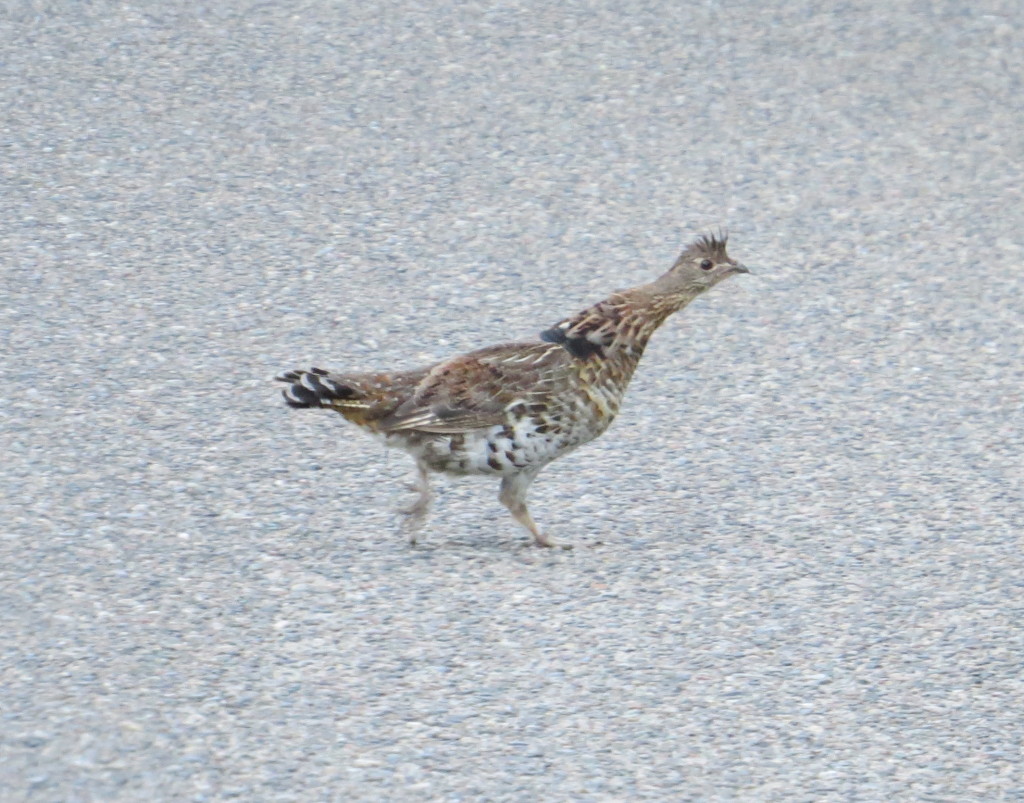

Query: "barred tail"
left=276, top=367, right=361, bottom=409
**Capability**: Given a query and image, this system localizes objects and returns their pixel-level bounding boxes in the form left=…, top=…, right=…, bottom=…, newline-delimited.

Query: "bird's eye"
left=700, top=259, right=713, bottom=270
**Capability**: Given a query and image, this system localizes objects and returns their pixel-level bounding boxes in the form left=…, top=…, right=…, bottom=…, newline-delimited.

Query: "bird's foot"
left=533, top=532, right=572, bottom=550
left=399, top=501, right=429, bottom=542
left=398, top=493, right=430, bottom=545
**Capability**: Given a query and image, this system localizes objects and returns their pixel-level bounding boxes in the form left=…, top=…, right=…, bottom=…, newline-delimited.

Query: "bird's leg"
left=399, top=461, right=432, bottom=544
left=499, top=472, right=564, bottom=549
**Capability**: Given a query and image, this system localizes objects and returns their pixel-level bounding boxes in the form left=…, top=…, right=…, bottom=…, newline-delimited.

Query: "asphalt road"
left=2, top=1, right=1022, bottom=800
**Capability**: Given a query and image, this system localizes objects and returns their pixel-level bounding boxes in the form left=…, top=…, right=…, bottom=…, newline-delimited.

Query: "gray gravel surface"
left=3, top=1, right=1022, bottom=800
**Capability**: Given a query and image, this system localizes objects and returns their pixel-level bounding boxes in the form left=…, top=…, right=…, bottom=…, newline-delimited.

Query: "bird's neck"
left=541, top=284, right=694, bottom=361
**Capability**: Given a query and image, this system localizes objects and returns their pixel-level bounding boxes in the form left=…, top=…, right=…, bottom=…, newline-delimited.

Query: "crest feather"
left=681, top=230, right=729, bottom=261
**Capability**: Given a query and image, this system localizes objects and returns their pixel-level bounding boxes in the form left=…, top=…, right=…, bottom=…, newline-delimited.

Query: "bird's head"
left=651, top=233, right=749, bottom=301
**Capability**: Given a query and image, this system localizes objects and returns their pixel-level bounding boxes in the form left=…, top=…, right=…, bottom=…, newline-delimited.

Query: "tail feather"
left=276, top=367, right=360, bottom=409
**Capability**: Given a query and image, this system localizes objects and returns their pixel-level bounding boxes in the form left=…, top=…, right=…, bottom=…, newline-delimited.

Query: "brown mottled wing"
left=378, top=342, right=566, bottom=434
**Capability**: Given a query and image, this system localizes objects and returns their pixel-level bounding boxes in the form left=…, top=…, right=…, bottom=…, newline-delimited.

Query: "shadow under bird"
left=277, top=233, right=749, bottom=548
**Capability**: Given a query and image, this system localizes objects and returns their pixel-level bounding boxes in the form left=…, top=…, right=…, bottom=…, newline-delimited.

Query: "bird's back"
left=278, top=336, right=643, bottom=476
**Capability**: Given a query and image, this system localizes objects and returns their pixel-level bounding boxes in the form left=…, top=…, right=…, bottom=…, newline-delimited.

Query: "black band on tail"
left=276, top=368, right=357, bottom=408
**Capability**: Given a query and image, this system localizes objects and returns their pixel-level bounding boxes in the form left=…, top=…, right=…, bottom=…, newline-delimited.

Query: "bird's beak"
left=730, top=263, right=751, bottom=275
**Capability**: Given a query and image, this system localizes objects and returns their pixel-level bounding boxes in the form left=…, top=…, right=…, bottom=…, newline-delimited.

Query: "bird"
left=277, top=233, right=748, bottom=548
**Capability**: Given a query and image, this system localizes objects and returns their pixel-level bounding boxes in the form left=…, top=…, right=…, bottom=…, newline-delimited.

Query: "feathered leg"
left=400, top=460, right=433, bottom=544
left=499, top=471, right=559, bottom=548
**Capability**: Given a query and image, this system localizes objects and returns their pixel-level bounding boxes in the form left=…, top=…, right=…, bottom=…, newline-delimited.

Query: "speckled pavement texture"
left=2, top=1, right=1022, bottom=799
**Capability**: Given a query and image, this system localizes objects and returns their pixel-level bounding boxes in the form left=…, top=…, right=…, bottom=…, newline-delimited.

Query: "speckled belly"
left=386, top=412, right=606, bottom=477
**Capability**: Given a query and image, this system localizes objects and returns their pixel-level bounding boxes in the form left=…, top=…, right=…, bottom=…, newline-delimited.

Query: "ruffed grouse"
left=278, top=234, right=748, bottom=547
